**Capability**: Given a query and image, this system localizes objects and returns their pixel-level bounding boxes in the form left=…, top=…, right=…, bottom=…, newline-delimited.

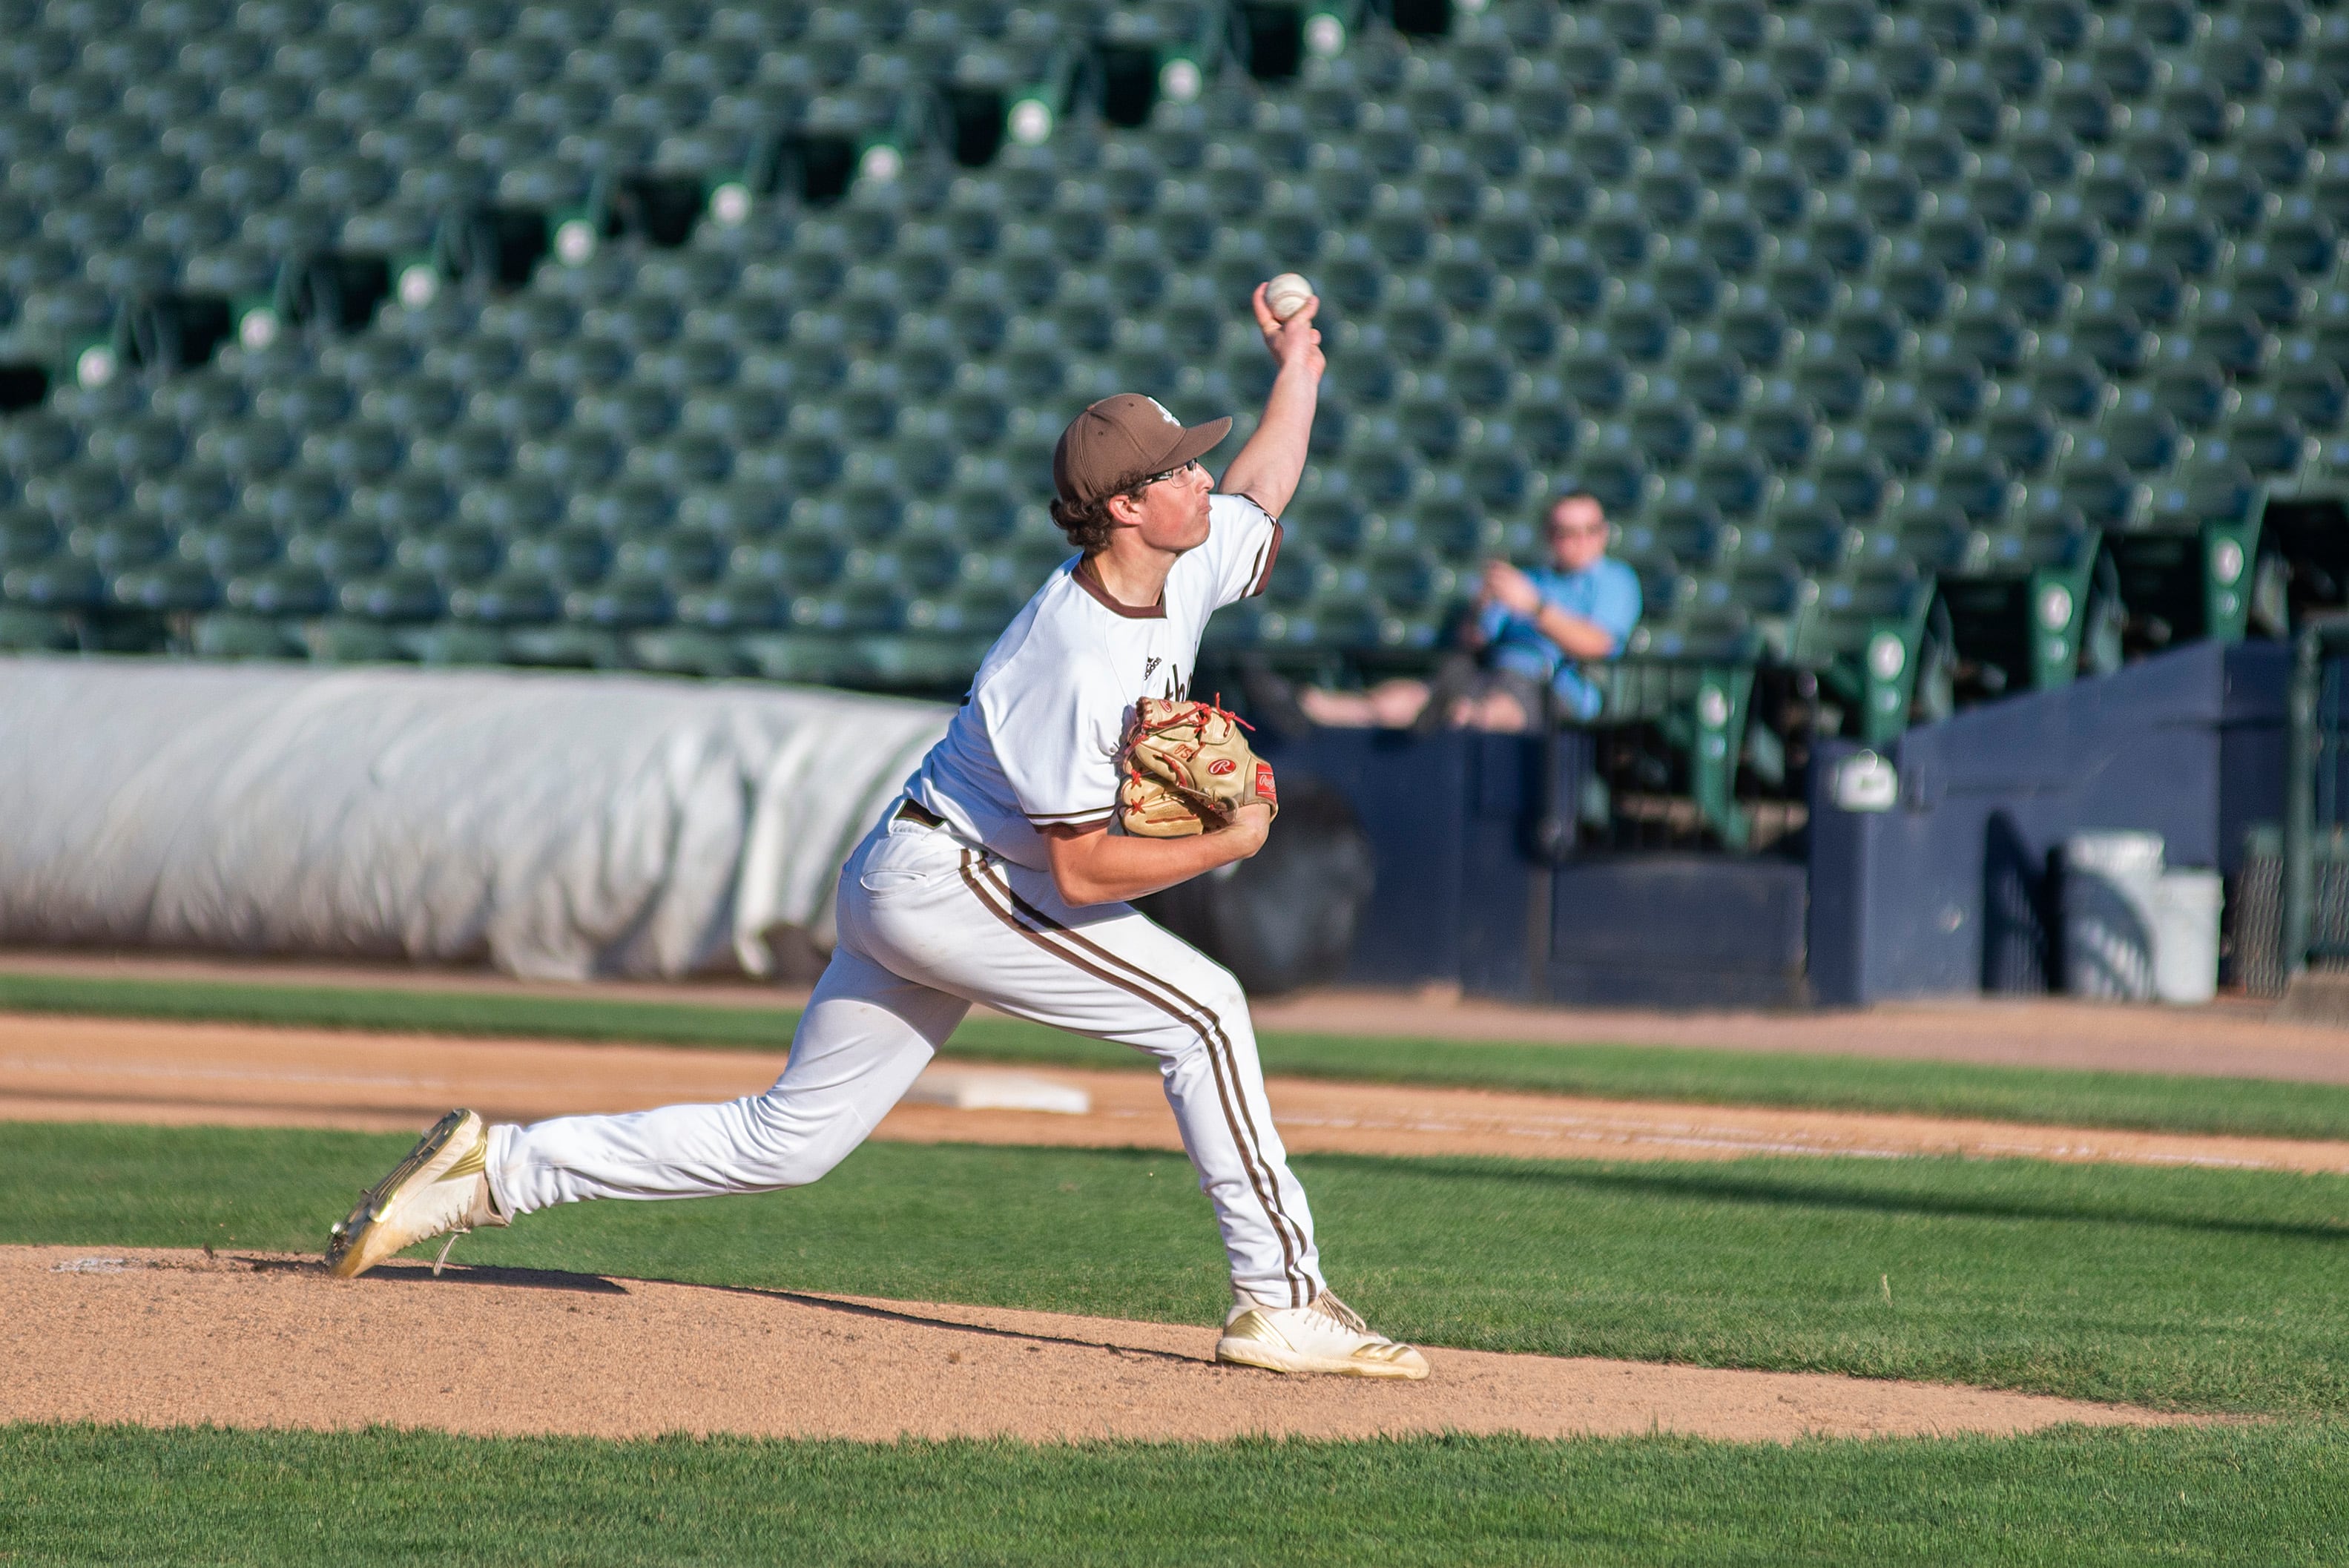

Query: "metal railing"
left=2283, top=615, right=2349, bottom=981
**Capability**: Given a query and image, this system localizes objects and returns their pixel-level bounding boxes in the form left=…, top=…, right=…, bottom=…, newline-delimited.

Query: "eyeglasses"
left=1549, top=522, right=1609, bottom=539
left=1139, top=459, right=1202, bottom=488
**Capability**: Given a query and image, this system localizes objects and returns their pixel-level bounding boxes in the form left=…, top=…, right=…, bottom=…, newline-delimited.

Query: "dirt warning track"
left=0, top=1248, right=2190, bottom=1444
left=7, top=1012, right=2349, bottom=1174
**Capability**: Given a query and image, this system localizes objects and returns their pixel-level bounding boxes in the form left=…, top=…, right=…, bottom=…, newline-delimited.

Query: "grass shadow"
left=1296, top=1153, right=2349, bottom=1245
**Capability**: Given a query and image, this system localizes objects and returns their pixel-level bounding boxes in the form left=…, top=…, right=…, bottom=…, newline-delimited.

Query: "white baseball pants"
left=484, top=810, right=1327, bottom=1308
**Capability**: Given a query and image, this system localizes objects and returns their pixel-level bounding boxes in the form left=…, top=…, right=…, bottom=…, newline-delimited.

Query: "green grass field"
left=12, top=979, right=2342, bottom=1564
left=11, top=1120, right=2349, bottom=1562
left=5, top=969, right=2346, bottom=1142
left=10, top=1121, right=2349, bottom=1416
left=7, top=1422, right=2348, bottom=1567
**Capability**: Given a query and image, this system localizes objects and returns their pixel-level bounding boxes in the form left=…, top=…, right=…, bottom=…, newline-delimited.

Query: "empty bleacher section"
left=0, top=0, right=2342, bottom=848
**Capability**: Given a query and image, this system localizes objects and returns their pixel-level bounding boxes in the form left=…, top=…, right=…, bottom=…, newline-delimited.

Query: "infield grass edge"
left=6, top=970, right=2349, bottom=1143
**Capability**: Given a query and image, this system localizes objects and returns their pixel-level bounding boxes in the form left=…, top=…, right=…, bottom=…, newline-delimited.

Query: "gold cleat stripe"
left=443, top=1139, right=488, bottom=1181
left=1220, top=1309, right=1286, bottom=1347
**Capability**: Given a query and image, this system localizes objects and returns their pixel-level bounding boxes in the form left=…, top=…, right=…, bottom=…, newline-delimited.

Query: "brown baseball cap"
left=1052, top=394, right=1233, bottom=508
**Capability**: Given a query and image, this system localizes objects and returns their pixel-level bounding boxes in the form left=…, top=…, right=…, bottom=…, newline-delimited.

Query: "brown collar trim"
left=1073, top=554, right=1167, bottom=619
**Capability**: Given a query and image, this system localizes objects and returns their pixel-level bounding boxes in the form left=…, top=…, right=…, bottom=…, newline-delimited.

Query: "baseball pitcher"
left=323, top=280, right=1428, bottom=1380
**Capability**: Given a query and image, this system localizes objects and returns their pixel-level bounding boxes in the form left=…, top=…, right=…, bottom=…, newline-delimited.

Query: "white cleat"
left=325, top=1109, right=508, bottom=1279
left=1214, top=1291, right=1431, bottom=1380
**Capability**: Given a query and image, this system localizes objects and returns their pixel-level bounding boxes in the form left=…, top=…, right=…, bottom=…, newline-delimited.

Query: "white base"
left=904, top=1068, right=1092, bottom=1116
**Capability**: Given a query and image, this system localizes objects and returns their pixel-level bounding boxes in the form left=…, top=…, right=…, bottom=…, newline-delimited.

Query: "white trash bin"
left=2151, top=869, right=2224, bottom=1005
left=2061, top=831, right=2165, bottom=1001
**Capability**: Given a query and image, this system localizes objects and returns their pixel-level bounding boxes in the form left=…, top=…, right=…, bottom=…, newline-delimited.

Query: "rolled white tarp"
left=0, top=656, right=952, bottom=981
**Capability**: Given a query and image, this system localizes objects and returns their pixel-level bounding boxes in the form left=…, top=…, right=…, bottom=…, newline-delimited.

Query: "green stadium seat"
left=518, top=426, right=619, bottom=490
left=137, top=193, right=236, bottom=252
left=1740, top=388, right=1822, bottom=468
left=1813, top=450, right=1902, bottom=527
left=0, top=504, right=59, bottom=570
left=2217, top=259, right=2319, bottom=330
left=358, top=374, right=461, bottom=436
left=251, top=471, right=350, bottom=536
left=642, top=429, right=736, bottom=489
left=2274, top=65, right=2345, bottom=145
left=2260, top=202, right=2340, bottom=280
left=618, top=526, right=725, bottom=590
left=2040, top=458, right=2151, bottom=533
left=2161, top=76, right=2241, bottom=148
left=1624, top=396, right=1702, bottom=469
left=2017, top=353, right=2108, bottom=425
left=174, top=514, right=279, bottom=575
left=507, top=523, right=612, bottom=588
left=2276, top=354, right=2347, bottom=434
left=2095, top=408, right=2191, bottom=475
left=2063, top=307, right=2158, bottom=375
left=1993, top=258, right=2078, bottom=330
left=71, top=412, right=177, bottom=490
left=674, top=573, right=785, bottom=633
left=573, top=478, right=676, bottom=537
left=339, top=566, right=443, bottom=622
left=1650, top=499, right=1731, bottom=572
left=455, top=475, right=561, bottom=538
left=0, top=24, right=76, bottom=83
left=307, top=415, right=409, bottom=483
left=137, top=460, right=238, bottom=530
left=1966, top=403, right=2063, bottom=475
left=357, top=471, right=450, bottom=536
left=2227, top=406, right=2318, bottom=477
left=1907, top=354, right=1982, bottom=424
left=1793, top=349, right=1875, bottom=423
left=1862, top=406, right=1948, bottom=477
left=3, top=554, right=105, bottom=610
left=178, top=240, right=278, bottom=300
left=35, top=461, right=134, bottom=533
left=111, top=557, right=222, bottom=613
left=65, top=510, right=167, bottom=573
left=0, top=412, right=79, bottom=481
left=48, top=194, right=140, bottom=260
left=395, top=520, right=500, bottom=588
left=2184, top=310, right=2284, bottom=378
left=1671, top=349, right=1753, bottom=418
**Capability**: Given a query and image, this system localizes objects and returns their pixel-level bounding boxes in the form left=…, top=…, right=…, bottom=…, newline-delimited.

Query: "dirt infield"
left=11, top=1012, right=2349, bottom=1173
left=5, top=949, right=2340, bottom=1083
left=0, top=1247, right=2190, bottom=1443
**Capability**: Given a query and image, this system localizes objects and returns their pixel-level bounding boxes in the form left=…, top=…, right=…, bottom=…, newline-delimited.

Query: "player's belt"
left=892, top=797, right=945, bottom=830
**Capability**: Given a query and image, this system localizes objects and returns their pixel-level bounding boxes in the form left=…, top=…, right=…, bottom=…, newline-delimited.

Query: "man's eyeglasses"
left=1139, top=459, right=1202, bottom=488
left=1549, top=522, right=1608, bottom=540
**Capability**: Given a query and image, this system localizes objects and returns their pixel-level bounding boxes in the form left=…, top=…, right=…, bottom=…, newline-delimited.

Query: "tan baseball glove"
left=1116, top=697, right=1279, bottom=839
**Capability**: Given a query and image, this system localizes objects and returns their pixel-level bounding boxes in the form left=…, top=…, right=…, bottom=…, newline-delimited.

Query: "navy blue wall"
left=1546, top=856, right=1809, bottom=1007
left=1257, top=728, right=1811, bottom=1006
left=1254, top=728, right=1558, bottom=995
left=2218, top=642, right=2290, bottom=874
left=1807, top=642, right=2289, bottom=1005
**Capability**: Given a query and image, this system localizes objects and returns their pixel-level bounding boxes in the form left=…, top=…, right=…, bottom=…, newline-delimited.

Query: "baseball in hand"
left=1265, top=273, right=1316, bottom=321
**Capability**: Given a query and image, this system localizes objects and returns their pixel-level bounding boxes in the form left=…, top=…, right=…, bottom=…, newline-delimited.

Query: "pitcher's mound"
left=1, top=1248, right=2192, bottom=1444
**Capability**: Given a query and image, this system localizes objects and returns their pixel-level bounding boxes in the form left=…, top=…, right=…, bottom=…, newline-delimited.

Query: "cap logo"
left=1144, top=398, right=1183, bottom=428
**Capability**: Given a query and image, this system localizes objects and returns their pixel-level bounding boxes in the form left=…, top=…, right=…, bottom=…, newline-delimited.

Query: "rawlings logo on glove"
left=1116, top=697, right=1279, bottom=840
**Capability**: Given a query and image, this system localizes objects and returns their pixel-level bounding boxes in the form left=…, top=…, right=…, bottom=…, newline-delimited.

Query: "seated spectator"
left=1285, top=491, right=1642, bottom=733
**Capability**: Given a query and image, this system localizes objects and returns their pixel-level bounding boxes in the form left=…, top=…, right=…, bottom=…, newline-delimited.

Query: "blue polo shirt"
left=1475, top=557, right=1644, bottom=721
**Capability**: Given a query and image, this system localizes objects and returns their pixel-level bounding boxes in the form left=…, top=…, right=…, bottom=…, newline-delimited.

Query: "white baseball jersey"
left=906, top=493, right=1282, bottom=869
left=482, top=488, right=1330, bottom=1311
